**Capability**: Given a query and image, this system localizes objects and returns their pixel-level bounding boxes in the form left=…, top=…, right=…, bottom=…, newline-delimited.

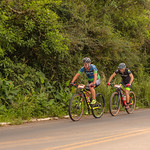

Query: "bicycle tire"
left=91, top=93, right=105, bottom=118
left=109, top=92, right=121, bottom=116
left=126, top=91, right=136, bottom=114
left=69, top=94, right=84, bottom=121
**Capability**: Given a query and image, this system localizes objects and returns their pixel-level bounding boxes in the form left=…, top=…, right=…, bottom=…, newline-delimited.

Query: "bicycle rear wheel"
left=126, top=91, right=136, bottom=114
left=109, top=92, right=121, bottom=116
left=92, top=93, right=105, bottom=118
left=69, top=94, right=84, bottom=121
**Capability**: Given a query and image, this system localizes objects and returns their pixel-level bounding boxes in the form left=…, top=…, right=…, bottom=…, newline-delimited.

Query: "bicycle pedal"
left=76, top=106, right=80, bottom=109
left=92, top=104, right=98, bottom=108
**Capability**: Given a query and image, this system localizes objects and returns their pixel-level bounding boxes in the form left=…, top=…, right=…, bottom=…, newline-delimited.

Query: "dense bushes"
left=0, top=58, right=72, bottom=122
left=0, top=0, right=149, bottom=123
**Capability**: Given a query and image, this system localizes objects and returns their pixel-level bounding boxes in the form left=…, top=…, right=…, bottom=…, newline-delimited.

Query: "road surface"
left=0, top=109, right=150, bottom=150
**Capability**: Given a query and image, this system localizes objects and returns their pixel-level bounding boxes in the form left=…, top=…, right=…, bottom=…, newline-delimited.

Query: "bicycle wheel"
left=92, top=93, right=105, bottom=118
left=69, top=94, right=84, bottom=121
left=109, top=92, right=121, bottom=116
left=126, top=91, right=136, bottom=114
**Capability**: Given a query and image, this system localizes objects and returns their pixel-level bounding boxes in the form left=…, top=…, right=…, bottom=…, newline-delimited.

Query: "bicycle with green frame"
left=69, top=84, right=105, bottom=121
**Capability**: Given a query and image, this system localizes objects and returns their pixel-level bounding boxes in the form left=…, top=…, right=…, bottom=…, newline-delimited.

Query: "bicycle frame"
left=112, top=84, right=128, bottom=107
left=74, top=84, right=99, bottom=110
left=78, top=88, right=93, bottom=110
left=69, top=84, right=105, bottom=121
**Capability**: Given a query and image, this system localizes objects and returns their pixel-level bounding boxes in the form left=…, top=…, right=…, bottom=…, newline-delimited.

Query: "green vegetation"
left=0, top=0, right=150, bottom=123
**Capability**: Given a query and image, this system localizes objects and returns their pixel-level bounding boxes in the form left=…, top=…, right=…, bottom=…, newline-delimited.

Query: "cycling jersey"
left=78, top=64, right=100, bottom=82
left=115, top=68, right=132, bottom=84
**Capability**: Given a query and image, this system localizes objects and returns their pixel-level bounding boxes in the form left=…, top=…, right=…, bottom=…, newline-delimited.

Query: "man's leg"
left=85, top=82, right=91, bottom=101
left=89, top=79, right=100, bottom=104
left=125, top=86, right=131, bottom=109
left=125, top=89, right=130, bottom=103
left=125, top=85, right=131, bottom=104
left=89, top=86, right=96, bottom=104
left=85, top=91, right=91, bottom=97
left=85, top=91, right=91, bottom=102
left=89, top=87, right=96, bottom=100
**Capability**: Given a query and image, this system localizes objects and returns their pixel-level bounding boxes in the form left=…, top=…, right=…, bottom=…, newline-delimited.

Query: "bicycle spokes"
left=109, top=92, right=121, bottom=116
left=126, top=91, right=136, bottom=114
left=91, top=93, right=105, bottom=118
left=129, top=97, right=133, bottom=105
left=112, top=95, right=120, bottom=109
left=69, top=94, right=84, bottom=121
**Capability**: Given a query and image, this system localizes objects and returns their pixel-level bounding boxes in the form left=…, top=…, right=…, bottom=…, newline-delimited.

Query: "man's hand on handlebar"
left=70, top=82, right=75, bottom=86
left=89, top=83, right=96, bottom=88
left=126, top=83, right=131, bottom=87
left=107, top=82, right=111, bottom=86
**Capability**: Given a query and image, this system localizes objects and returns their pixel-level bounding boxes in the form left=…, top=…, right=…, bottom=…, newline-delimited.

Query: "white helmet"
left=82, top=57, right=91, bottom=63
left=118, top=63, right=126, bottom=69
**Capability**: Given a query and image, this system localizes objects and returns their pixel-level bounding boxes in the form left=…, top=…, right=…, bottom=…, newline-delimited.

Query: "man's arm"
left=129, top=73, right=134, bottom=84
left=71, top=73, right=80, bottom=83
left=108, top=72, right=116, bottom=83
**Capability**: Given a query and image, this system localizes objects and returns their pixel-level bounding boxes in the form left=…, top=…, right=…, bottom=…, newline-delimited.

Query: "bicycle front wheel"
left=92, top=93, right=105, bottom=118
left=109, top=92, right=121, bottom=116
left=126, top=91, right=136, bottom=114
left=69, top=94, right=84, bottom=121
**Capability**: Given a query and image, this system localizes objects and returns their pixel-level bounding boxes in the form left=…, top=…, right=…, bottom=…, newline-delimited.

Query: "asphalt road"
left=0, top=109, right=150, bottom=150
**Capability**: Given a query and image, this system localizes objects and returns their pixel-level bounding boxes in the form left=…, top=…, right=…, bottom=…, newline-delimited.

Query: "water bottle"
left=123, top=95, right=126, bottom=101
left=87, top=95, right=90, bottom=103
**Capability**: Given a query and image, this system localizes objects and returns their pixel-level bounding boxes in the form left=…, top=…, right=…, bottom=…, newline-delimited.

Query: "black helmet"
left=82, top=57, right=91, bottom=63
left=118, top=63, right=126, bottom=69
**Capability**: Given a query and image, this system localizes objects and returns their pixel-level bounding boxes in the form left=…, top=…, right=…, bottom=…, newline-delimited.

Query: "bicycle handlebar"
left=110, top=83, right=123, bottom=89
left=71, top=84, right=94, bottom=88
left=110, top=83, right=114, bottom=87
left=72, top=84, right=77, bottom=87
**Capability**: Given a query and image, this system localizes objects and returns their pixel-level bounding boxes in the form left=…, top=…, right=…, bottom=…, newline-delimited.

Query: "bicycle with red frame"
left=109, top=84, right=136, bottom=116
